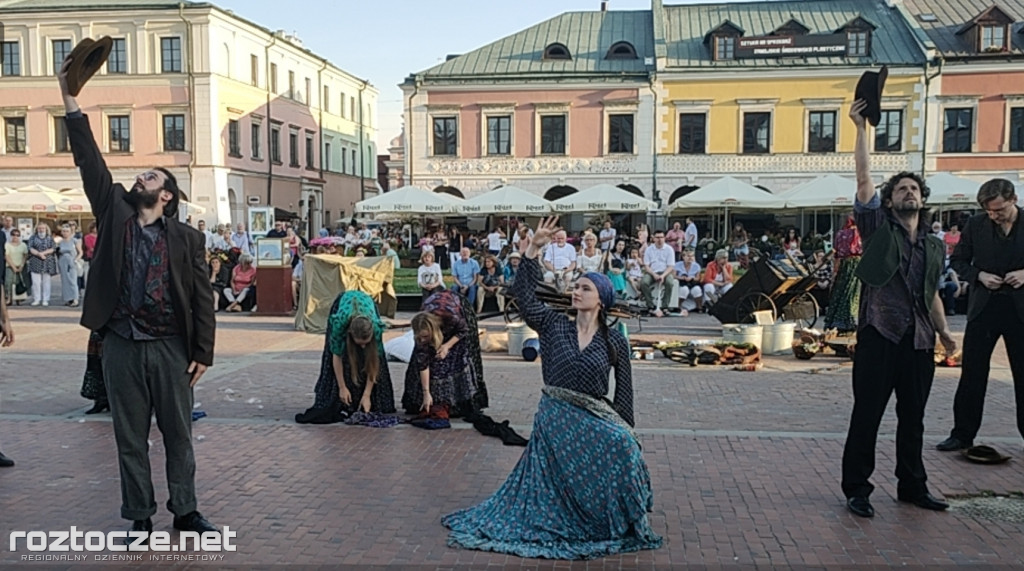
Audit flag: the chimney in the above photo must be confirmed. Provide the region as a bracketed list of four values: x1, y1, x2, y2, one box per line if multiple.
[601, 1, 608, 12]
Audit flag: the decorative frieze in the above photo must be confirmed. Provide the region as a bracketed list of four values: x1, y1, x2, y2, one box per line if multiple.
[658, 153, 915, 174]
[423, 157, 639, 176]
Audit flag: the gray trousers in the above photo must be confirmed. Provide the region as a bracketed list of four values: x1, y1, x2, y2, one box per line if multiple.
[102, 331, 197, 521]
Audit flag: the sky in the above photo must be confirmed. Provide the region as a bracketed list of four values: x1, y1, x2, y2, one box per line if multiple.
[212, 0, 658, 150]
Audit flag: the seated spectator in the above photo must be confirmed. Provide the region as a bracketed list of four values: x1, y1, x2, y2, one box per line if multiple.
[209, 256, 230, 311]
[625, 246, 643, 299]
[450, 247, 480, 304]
[542, 230, 577, 293]
[703, 249, 734, 305]
[292, 253, 304, 310]
[224, 253, 257, 312]
[939, 265, 966, 316]
[418, 251, 445, 301]
[504, 252, 521, 286]
[476, 255, 505, 313]
[674, 248, 702, 314]
[641, 229, 677, 318]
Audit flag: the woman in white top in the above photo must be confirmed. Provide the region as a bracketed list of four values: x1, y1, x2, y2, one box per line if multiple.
[625, 246, 644, 298]
[417, 251, 445, 301]
[577, 232, 604, 274]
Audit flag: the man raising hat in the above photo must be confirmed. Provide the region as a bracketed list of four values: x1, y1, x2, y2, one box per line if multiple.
[58, 54, 219, 540]
[840, 97, 957, 519]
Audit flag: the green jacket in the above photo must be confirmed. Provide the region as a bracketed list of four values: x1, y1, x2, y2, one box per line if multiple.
[854, 213, 944, 312]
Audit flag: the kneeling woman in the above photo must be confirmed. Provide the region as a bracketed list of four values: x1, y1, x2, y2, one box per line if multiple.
[442, 216, 662, 559]
[296, 290, 396, 423]
[402, 288, 487, 418]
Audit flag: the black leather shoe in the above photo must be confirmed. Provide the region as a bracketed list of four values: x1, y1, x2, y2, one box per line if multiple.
[898, 492, 949, 511]
[85, 400, 110, 414]
[0, 451, 14, 467]
[936, 436, 973, 451]
[124, 518, 152, 545]
[847, 496, 874, 518]
[173, 511, 218, 534]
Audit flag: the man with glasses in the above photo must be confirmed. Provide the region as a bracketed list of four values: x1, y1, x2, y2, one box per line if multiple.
[937, 179, 1024, 452]
[641, 229, 677, 317]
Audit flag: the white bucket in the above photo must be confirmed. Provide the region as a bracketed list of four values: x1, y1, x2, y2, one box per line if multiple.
[761, 322, 797, 355]
[507, 323, 539, 356]
[722, 324, 763, 350]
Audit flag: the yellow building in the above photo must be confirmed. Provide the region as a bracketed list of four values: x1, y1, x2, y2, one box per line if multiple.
[652, 0, 930, 203]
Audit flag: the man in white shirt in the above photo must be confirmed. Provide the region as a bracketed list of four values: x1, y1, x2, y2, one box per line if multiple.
[598, 221, 616, 252]
[486, 228, 506, 256]
[197, 220, 215, 251]
[684, 217, 699, 249]
[231, 223, 254, 255]
[674, 248, 703, 313]
[641, 229, 678, 317]
[543, 230, 577, 293]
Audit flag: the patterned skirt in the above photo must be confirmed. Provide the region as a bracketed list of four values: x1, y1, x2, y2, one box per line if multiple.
[296, 297, 396, 423]
[80, 331, 106, 401]
[402, 292, 488, 417]
[824, 256, 861, 333]
[441, 389, 663, 560]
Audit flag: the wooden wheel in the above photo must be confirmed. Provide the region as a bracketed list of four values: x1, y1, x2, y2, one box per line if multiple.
[736, 292, 777, 324]
[781, 292, 819, 329]
[503, 297, 522, 323]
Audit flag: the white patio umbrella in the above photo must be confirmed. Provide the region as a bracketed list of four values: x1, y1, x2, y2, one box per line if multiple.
[354, 185, 457, 215]
[460, 185, 552, 215]
[780, 175, 857, 209]
[666, 176, 784, 238]
[926, 172, 980, 206]
[552, 184, 655, 213]
[0, 188, 66, 213]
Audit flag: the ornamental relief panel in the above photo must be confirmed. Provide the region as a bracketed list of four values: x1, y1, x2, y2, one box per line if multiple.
[423, 157, 639, 176]
[658, 153, 915, 174]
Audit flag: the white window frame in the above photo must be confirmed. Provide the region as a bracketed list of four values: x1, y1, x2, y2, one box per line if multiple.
[50, 38, 74, 75]
[480, 103, 515, 158]
[801, 98, 842, 154]
[427, 105, 461, 157]
[156, 105, 189, 153]
[980, 25, 1007, 52]
[250, 115, 264, 160]
[874, 105, 907, 153]
[937, 95, 980, 154]
[100, 105, 134, 154]
[534, 102, 571, 156]
[736, 99, 778, 155]
[602, 100, 639, 156]
[0, 107, 29, 155]
[104, 37, 129, 75]
[672, 100, 712, 155]
[45, 106, 70, 155]
[0, 40, 22, 77]
[1002, 95, 1024, 153]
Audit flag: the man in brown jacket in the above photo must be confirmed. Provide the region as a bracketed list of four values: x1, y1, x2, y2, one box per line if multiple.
[60, 57, 218, 540]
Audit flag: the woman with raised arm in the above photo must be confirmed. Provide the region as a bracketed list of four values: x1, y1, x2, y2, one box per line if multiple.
[295, 290, 396, 424]
[442, 216, 662, 559]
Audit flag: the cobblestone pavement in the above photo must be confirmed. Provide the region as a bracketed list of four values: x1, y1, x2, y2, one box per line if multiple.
[1, 305, 1023, 568]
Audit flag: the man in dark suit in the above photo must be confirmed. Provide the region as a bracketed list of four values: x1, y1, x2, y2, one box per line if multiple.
[938, 179, 1024, 451]
[59, 57, 218, 538]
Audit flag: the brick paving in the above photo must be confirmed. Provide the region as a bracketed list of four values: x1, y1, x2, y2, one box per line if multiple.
[1, 305, 1023, 567]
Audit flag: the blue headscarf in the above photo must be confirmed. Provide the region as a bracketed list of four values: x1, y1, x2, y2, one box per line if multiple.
[581, 271, 615, 311]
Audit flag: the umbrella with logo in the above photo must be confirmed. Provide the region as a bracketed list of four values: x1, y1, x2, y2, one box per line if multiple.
[552, 184, 655, 213]
[354, 185, 458, 215]
[926, 172, 980, 206]
[460, 185, 552, 216]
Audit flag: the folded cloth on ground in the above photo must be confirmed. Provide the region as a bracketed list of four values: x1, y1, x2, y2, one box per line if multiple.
[343, 411, 401, 428]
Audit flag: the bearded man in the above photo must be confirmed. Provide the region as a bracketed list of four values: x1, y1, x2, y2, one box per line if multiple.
[59, 56, 218, 540]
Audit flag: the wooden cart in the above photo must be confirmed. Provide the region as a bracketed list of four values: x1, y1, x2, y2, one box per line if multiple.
[708, 257, 821, 328]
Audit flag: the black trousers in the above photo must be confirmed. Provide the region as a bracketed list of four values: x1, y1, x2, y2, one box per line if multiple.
[841, 326, 935, 499]
[950, 296, 1024, 441]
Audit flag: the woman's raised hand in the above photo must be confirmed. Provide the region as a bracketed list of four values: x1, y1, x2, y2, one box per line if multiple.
[525, 216, 559, 257]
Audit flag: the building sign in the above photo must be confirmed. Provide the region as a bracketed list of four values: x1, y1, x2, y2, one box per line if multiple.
[735, 34, 848, 58]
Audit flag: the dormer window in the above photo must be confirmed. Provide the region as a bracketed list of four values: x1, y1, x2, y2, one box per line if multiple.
[848, 31, 869, 56]
[543, 43, 572, 60]
[981, 25, 1006, 51]
[715, 36, 735, 60]
[956, 5, 1013, 55]
[836, 16, 876, 58]
[606, 41, 637, 60]
[772, 19, 810, 36]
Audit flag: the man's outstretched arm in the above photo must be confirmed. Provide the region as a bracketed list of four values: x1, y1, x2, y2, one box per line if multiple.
[59, 57, 116, 218]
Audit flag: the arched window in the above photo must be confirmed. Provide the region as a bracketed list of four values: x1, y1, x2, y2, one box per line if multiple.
[606, 41, 637, 60]
[543, 43, 572, 60]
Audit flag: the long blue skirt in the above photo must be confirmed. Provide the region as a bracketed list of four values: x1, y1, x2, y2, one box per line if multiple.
[441, 393, 663, 559]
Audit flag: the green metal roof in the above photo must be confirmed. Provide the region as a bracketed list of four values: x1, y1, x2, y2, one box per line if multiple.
[0, 0, 203, 10]
[900, 0, 1024, 58]
[662, 0, 927, 68]
[415, 10, 653, 80]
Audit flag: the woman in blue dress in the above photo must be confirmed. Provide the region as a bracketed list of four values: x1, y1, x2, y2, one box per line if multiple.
[442, 216, 662, 559]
